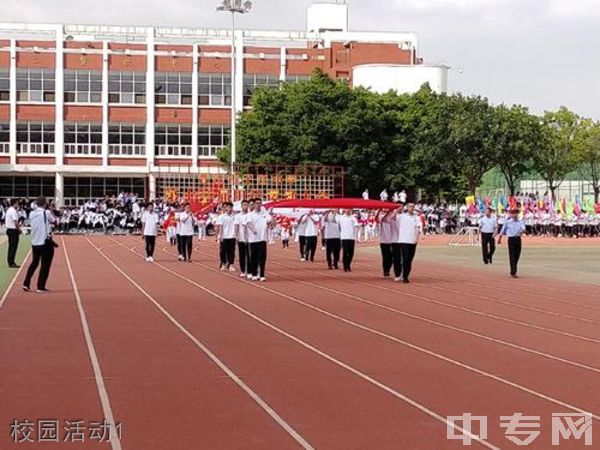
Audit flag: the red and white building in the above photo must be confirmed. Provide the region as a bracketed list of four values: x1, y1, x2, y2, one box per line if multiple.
[0, 1, 448, 206]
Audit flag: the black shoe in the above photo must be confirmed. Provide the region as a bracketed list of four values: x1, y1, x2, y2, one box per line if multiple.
[402, 279, 410, 284]
[22, 285, 30, 292]
[383, 273, 390, 277]
[511, 274, 519, 278]
[328, 266, 333, 270]
[334, 265, 339, 270]
[483, 260, 489, 265]
[9, 264, 20, 268]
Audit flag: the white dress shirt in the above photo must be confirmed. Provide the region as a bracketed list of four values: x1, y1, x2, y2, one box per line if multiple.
[142, 211, 159, 236]
[218, 213, 236, 239]
[479, 215, 497, 233]
[179, 212, 195, 236]
[29, 208, 56, 246]
[247, 211, 272, 243]
[234, 213, 248, 242]
[396, 213, 420, 244]
[338, 215, 358, 240]
[5, 206, 19, 229]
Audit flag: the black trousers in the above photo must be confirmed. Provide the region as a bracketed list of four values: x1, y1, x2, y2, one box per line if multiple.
[325, 238, 341, 268]
[341, 239, 355, 271]
[391, 243, 403, 278]
[399, 243, 417, 281]
[379, 243, 393, 276]
[304, 236, 318, 261]
[508, 236, 522, 276]
[298, 236, 306, 259]
[481, 232, 495, 264]
[181, 235, 193, 261]
[221, 238, 236, 267]
[6, 228, 19, 266]
[176, 234, 183, 257]
[23, 242, 55, 290]
[249, 241, 267, 278]
[238, 241, 249, 273]
[145, 235, 156, 258]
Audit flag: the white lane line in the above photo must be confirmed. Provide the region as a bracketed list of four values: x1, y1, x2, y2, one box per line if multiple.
[174, 244, 600, 422]
[111, 237, 499, 450]
[62, 238, 122, 450]
[86, 237, 314, 450]
[0, 249, 31, 309]
[270, 250, 600, 346]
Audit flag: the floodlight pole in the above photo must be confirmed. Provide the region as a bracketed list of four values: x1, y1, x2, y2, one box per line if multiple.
[230, 10, 236, 201]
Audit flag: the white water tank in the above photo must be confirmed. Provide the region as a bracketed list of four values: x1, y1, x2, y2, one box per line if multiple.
[353, 64, 449, 94]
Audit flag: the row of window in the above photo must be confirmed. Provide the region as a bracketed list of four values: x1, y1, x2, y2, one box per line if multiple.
[0, 122, 229, 157]
[0, 69, 310, 105]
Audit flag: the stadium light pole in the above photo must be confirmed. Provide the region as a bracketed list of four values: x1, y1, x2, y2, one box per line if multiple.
[217, 0, 252, 201]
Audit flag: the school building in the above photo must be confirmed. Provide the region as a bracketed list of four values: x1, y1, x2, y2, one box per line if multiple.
[0, 1, 448, 206]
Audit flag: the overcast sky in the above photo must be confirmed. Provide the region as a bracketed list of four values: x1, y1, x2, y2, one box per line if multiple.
[3, 0, 599, 119]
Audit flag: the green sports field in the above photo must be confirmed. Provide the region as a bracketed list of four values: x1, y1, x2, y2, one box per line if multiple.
[0, 235, 30, 298]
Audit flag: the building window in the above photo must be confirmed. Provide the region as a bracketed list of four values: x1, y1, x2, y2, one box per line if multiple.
[64, 70, 102, 103]
[243, 74, 280, 106]
[198, 125, 230, 158]
[0, 69, 9, 102]
[198, 73, 232, 106]
[155, 123, 192, 157]
[64, 122, 102, 155]
[286, 75, 310, 84]
[155, 72, 192, 105]
[16, 122, 55, 155]
[0, 122, 9, 153]
[108, 71, 146, 104]
[108, 123, 146, 156]
[63, 176, 145, 206]
[16, 69, 55, 103]
[0, 176, 55, 199]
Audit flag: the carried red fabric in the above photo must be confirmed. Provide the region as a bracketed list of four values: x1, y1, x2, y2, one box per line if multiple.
[268, 198, 399, 210]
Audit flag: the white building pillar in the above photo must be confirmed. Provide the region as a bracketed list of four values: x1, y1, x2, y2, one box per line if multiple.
[54, 26, 64, 167]
[55, 171, 64, 207]
[279, 46, 286, 82]
[146, 28, 156, 169]
[101, 40, 109, 167]
[234, 30, 244, 117]
[191, 44, 199, 169]
[9, 38, 16, 166]
[148, 172, 156, 201]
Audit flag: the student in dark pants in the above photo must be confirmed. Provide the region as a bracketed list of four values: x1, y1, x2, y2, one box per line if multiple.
[378, 210, 395, 277]
[479, 207, 498, 264]
[322, 210, 341, 270]
[23, 197, 56, 293]
[5, 199, 21, 268]
[303, 211, 319, 262]
[338, 209, 359, 272]
[297, 216, 307, 261]
[246, 199, 273, 282]
[142, 203, 159, 262]
[234, 200, 250, 278]
[395, 203, 420, 283]
[498, 208, 526, 278]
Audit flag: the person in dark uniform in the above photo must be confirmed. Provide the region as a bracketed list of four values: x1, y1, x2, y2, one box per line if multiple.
[497, 208, 526, 278]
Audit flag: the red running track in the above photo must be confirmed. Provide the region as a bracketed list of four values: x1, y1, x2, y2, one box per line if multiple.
[0, 235, 598, 449]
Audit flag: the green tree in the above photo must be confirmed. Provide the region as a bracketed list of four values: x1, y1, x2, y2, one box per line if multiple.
[533, 107, 581, 200]
[574, 119, 600, 202]
[488, 104, 538, 196]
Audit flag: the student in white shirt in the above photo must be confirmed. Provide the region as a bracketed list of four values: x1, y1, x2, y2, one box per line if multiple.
[5, 199, 21, 268]
[296, 215, 307, 261]
[178, 203, 196, 262]
[246, 198, 273, 281]
[217, 202, 237, 271]
[234, 200, 250, 278]
[479, 206, 498, 264]
[322, 210, 341, 270]
[378, 209, 396, 277]
[338, 209, 359, 272]
[302, 210, 320, 262]
[142, 203, 159, 262]
[396, 203, 421, 283]
[23, 196, 57, 293]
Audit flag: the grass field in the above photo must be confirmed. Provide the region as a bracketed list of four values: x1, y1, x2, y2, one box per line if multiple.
[361, 236, 600, 286]
[0, 235, 30, 298]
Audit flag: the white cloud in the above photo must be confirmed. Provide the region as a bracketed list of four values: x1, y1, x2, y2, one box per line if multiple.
[548, 0, 600, 18]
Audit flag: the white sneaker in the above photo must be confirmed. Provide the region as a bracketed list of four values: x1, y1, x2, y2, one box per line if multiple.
[177, 255, 183, 261]
[240, 272, 246, 278]
[228, 266, 236, 272]
[260, 277, 266, 282]
[149, 257, 154, 262]
[252, 276, 259, 281]
[145, 257, 150, 262]
[394, 277, 401, 282]
[246, 274, 253, 280]
[300, 257, 306, 262]
[220, 266, 227, 271]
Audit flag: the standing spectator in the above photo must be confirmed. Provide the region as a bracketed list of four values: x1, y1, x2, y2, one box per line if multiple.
[22, 197, 56, 293]
[142, 203, 159, 262]
[5, 199, 21, 268]
[399, 190, 407, 204]
[380, 189, 389, 202]
[362, 189, 369, 200]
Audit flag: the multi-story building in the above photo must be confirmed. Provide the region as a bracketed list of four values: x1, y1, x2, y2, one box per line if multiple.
[0, 1, 448, 206]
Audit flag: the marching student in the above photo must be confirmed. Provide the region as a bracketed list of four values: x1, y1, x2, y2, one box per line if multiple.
[142, 203, 159, 262]
[303, 210, 320, 262]
[246, 198, 273, 282]
[178, 203, 196, 262]
[497, 207, 526, 278]
[217, 202, 236, 272]
[297, 214, 307, 261]
[479, 206, 497, 264]
[281, 225, 290, 248]
[22, 197, 57, 293]
[378, 209, 396, 277]
[5, 198, 21, 268]
[322, 210, 341, 270]
[175, 204, 184, 260]
[234, 200, 250, 278]
[395, 203, 421, 283]
[338, 208, 359, 272]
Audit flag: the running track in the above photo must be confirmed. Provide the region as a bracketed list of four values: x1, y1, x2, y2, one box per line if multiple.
[1, 236, 598, 449]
